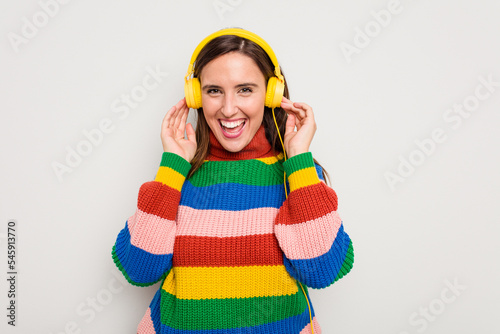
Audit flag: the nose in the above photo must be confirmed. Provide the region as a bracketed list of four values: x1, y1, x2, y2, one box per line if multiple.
[221, 92, 238, 118]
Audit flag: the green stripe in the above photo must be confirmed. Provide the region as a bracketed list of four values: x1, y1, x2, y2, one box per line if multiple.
[159, 152, 192, 177]
[282, 152, 315, 176]
[111, 245, 169, 287]
[333, 239, 354, 283]
[159, 286, 308, 329]
[188, 159, 285, 187]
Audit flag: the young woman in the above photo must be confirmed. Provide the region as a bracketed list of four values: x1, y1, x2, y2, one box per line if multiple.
[111, 28, 354, 334]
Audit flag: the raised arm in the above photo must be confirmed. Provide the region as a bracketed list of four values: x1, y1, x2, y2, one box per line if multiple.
[274, 152, 354, 289]
[111, 152, 191, 286]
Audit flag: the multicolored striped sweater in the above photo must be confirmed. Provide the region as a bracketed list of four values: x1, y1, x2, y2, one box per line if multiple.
[111, 124, 354, 333]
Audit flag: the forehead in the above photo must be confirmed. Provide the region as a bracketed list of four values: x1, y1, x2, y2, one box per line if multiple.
[199, 52, 265, 84]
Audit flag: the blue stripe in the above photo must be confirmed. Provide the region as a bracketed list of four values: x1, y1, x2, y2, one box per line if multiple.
[283, 223, 351, 289]
[313, 163, 324, 181]
[180, 181, 288, 210]
[114, 222, 173, 285]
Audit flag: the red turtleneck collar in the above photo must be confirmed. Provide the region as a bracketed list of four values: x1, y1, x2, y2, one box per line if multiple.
[207, 123, 278, 161]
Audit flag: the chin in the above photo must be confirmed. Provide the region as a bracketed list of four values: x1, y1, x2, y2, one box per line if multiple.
[220, 137, 248, 153]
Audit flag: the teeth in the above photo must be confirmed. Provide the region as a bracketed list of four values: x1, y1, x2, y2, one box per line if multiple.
[220, 120, 244, 128]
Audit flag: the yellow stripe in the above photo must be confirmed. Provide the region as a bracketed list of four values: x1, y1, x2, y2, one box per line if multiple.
[154, 166, 186, 191]
[257, 153, 285, 164]
[288, 166, 321, 192]
[162, 265, 298, 300]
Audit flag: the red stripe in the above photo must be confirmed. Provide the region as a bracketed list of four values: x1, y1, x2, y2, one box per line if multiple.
[276, 182, 338, 225]
[173, 234, 283, 267]
[137, 181, 181, 220]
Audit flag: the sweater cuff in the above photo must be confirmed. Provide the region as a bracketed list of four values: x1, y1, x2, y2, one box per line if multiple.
[283, 152, 321, 192]
[154, 152, 192, 191]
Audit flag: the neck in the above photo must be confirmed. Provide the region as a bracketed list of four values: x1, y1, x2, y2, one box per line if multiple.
[207, 124, 277, 161]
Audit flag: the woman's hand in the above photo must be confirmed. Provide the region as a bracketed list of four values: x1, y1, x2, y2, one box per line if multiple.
[161, 98, 197, 163]
[280, 96, 317, 158]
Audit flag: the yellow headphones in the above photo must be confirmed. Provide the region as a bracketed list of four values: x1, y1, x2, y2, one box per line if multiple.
[185, 28, 315, 333]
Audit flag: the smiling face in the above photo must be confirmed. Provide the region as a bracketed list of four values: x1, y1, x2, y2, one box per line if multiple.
[199, 51, 267, 153]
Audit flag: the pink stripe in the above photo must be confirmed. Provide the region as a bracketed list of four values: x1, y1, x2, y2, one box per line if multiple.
[274, 211, 342, 260]
[176, 206, 278, 237]
[128, 208, 176, 255]
[137, 308, 156, 334]
[299, 316, 322, 334]
[126, 213, 136, 234]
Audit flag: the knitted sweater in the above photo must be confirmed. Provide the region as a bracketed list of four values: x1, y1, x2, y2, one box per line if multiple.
[111, 124, 354, 334]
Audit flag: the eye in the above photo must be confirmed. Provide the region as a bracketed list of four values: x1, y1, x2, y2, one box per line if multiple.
[239, 87, 253, 93]
[207, 88, 220, 95]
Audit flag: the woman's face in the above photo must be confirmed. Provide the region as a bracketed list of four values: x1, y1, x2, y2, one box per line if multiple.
[199, 51, 267, 153]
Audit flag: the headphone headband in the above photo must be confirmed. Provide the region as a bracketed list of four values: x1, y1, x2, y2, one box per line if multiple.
[184, 28, 283, 82]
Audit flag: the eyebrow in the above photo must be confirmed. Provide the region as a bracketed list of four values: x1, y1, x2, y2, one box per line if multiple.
[201, 82, 259, 90]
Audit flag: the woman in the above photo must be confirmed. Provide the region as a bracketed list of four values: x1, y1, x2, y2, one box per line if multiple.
[111, 28, 354, 334]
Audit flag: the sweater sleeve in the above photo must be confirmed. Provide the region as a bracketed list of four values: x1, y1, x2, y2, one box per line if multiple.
[274, 152, 354, 289]
[111, 152, 191, 286]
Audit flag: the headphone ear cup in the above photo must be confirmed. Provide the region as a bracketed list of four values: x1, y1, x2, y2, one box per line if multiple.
[184, 77, 202, 109]
[265, 76, 284, 109]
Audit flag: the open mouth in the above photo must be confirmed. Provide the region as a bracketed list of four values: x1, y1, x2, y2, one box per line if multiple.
[219, 119, 246, 137]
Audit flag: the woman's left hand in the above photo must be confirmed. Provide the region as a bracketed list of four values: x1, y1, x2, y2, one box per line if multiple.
[280, 96, 317, 158]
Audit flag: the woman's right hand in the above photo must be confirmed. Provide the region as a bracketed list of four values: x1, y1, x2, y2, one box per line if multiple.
[161, 98, 197, 163]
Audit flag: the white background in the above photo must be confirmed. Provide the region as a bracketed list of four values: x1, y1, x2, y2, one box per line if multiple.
[1, 0, 499, 333]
